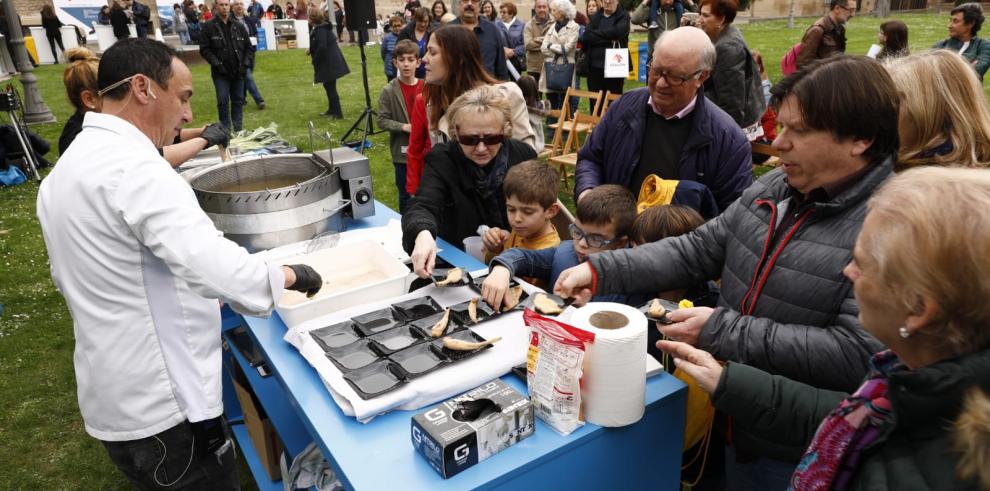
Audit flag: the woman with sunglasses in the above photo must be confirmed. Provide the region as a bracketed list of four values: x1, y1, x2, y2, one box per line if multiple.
[405, 25, 536, 197]
[402, 85, 537, 278]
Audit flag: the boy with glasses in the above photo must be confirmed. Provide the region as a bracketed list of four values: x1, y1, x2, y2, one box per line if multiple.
[481, 184, 635, 310]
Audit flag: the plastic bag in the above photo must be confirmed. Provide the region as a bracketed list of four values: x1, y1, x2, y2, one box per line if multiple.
[523, 309, 596, 435]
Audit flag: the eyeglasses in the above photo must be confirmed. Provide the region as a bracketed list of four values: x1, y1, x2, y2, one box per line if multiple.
[569, 223, 620, 248]
[97, 74, 139, 97]
[650, 68, 704, 87]
[457, 133, 504, 146]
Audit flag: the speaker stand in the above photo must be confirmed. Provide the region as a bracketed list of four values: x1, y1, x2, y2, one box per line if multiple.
[342, 31, 381, 153]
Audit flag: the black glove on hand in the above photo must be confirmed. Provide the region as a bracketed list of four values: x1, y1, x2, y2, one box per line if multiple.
[201, 123, 230, 149]
[287, 264, 323, 298]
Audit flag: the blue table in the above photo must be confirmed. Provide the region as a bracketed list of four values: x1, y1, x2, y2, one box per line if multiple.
[222, 202, 687, 490]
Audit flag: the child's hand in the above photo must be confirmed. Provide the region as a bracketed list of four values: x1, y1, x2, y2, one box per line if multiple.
[483, 227, 509, 252]
[481, 265, 512, 313]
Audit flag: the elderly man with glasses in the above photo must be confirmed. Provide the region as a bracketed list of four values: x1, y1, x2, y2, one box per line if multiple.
[575, 26, 752, 215]
[796, 0, 855, 68]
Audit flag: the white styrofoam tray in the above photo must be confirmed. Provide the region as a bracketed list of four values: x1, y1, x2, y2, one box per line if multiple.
[275, 239, 411, 327]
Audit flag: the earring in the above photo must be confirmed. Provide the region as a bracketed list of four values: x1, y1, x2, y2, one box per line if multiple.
[899, 326, 911, 339]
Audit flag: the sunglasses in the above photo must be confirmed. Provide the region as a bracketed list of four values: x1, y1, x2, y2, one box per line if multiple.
[457, 133, 505, 146]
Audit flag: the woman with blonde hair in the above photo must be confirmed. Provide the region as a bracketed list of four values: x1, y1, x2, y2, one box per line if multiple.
[58, 46, 228, 164]
[662, 166, 990, 490]
[886, 49, 990, 170]
[402, 84, 537, 278]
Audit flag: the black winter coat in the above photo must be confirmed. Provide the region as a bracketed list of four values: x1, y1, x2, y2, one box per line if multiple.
[402, 139, 537, 252]
[582, 7, 630, 70]
[110, 8, 129, 38]
[309, 24, 350, 84]
[199, 16, 253, 79]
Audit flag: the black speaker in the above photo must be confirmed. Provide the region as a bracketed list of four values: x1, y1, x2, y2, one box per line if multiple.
[343, 0, 376, 31]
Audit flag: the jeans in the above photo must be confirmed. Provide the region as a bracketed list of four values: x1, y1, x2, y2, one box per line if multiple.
[178, 30, 191, 44]
[394, 162, 409, 214]
[101, 419, 239, 491]
[724, 444, 797, 491]
[244, 67, 264, 105]
[213, 76, 245, 131]
[323, 80, 342, 117]
[136, 23, 149, 38]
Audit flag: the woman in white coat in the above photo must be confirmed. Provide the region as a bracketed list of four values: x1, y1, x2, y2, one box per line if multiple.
[540, 0, 581, 111]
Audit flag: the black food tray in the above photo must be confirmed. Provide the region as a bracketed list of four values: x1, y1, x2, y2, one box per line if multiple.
[342, 360, 407, 400]
[366, 325, 430, 356]
[309, 320, 364, 351]
[389, 342, 450, 379]
[323, 339, 383, 372]
[637, 298, 680, 324]
[391, 296, 443, 322]
[352, 307, 405, 336]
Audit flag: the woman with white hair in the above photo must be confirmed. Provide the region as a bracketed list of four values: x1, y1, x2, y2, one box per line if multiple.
[402, 85, 538, 277]
[661, 166, 990, 490]
[539, 0, 580, 110]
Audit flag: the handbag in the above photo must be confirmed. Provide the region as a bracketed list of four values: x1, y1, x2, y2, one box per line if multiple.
[604, 41, 630, 79]
[544, 45, 574, 92]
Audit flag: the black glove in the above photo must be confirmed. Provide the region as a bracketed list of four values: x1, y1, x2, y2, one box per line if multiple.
[287, 264, 323, 298]
[201, 123, 230, 149]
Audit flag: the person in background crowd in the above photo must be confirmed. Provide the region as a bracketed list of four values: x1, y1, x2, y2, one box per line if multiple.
[540, 0, 580, 110]
[200, 2, 213, 20]
[697, 0, 766, 137]
[524, 0, 552, 83]
[499, 2, 526, 75]
[887, 50, 990, 171]
[582, 0, 630, 97]
[333, 1, 344, 37]
[431, 0, 447, 27]
[403, 85, 538, 277]
[632, 0, 696, 65]
[200, 0, 252, 131]
[934, 2, 990, 79]
[575, 27, 752, 213]
[406, 0, 423, 19]
[450, 0, 509, 80]
[749, 50, 778, 165]
[382, 15, 404, 82]
[876, 19, 908, 60]
[480, 0, 497, 22]
[379, 39, 424, 214]
[558, 54, 899, 489]
[232, 0, 266, 110]
[516, 74, 549, 152]
[267, 0, 284, 19]
[183, 0, 201, 42]
[131, 0, 151, 38]
[405, 25, 536, 195]
[572, 0, 588, 25]
[173, 3, 190, 44]
[248, 0, 264, 23]
[661, 166, 990, 491]
[295, 0, 308, 20]
[40, 5, 64, 63]
[39, 38, 322, 490]
[587, 0, 600, 16]
[796, 0, 855, 68]
[110, 1, 130, 41]
[398, 7, 433, 79]
[98, 5, 112, 25]
[285, 2, 296, 20]
[308, 7, 349, 119]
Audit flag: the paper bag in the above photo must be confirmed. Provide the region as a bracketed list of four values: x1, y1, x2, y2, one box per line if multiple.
[604, 47, 630, 79]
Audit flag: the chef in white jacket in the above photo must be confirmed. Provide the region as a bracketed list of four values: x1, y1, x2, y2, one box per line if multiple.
[37, 38, 322, 489]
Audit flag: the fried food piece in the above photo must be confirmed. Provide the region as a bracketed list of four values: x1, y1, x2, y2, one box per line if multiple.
[504, 285, 524, 310]
[648, 299, 667, 319]
[443, 336, 502, 351]
[435, 268, 464, 286]
[469, 297, 479, 323]
[431, 308, 452, 337]
[533, 293, 563, 315]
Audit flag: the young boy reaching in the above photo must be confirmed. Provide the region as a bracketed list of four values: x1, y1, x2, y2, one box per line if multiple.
[377, 39, 424, 214]
[481, 184, 637, 310]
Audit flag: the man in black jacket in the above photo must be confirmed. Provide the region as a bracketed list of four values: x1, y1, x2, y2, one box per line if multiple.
[131, 0, 151, 38]
[199, 0, 253, 131]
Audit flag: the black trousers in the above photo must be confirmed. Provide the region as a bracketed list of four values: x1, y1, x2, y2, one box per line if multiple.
[46, 33, 64, 62]
[101, 419, 239, 491]
[323, 80, 342, 117]
[586, 68, 625, 101]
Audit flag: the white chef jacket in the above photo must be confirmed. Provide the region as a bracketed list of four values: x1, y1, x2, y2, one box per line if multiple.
[37, 112, 285, 442]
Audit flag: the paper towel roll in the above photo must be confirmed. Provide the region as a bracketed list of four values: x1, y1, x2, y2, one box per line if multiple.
[569, 302, 647, 427]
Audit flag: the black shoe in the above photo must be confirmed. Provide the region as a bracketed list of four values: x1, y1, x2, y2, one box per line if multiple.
[257, 101, 266, 110]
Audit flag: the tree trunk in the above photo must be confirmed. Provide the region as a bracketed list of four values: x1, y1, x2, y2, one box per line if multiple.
[787, 0, 796, 28]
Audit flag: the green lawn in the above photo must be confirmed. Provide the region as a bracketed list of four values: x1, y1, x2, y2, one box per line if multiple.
[0, 12, 973, 488]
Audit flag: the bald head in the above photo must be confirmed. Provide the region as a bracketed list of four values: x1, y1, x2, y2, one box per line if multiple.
[653, 26, 716, 73]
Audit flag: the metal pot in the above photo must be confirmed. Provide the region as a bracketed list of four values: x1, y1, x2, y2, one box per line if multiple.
[190, 154, 347, 251]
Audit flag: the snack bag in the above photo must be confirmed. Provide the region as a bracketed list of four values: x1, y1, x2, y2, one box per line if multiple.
[522, 309, 596, 435]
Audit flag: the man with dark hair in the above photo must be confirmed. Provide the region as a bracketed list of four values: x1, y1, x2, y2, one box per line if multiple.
[37, 37, 322, 489]
[131, 0, 152, 38]
[796, 0, 855, 68]
[575, 27, 751, 215]
[556, 55, 897, 489]
[450, 0, 508, 79]
[232, 0, 266, 109]
[200, 0, 253, 131]
[934, 2, 990, 79]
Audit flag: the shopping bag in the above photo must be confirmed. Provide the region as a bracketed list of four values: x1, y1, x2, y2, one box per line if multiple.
[604, 43, 629, 79]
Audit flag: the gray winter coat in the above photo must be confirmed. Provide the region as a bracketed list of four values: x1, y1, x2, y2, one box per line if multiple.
[704, 25, 766, 128]
[589, 159, 893, 393]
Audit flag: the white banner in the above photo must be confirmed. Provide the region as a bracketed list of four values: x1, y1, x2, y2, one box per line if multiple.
[53, 0, 107, 33]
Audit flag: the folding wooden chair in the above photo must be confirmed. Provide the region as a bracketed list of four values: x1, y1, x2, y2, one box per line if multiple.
[538, 107, 566, 160]
[551, 198, 576, 240]
[751, 141, 781, 168]
[598, 91, 623, 118]
[549, 112, 600, 186]
[547, 88, 604, 135]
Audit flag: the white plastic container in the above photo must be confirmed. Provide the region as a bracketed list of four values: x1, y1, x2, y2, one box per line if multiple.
[276, 239, 409, 327]
[462, 236, 485, 263]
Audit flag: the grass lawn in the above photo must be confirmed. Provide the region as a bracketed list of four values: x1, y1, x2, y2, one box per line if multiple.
[0, 11, 973, 488]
